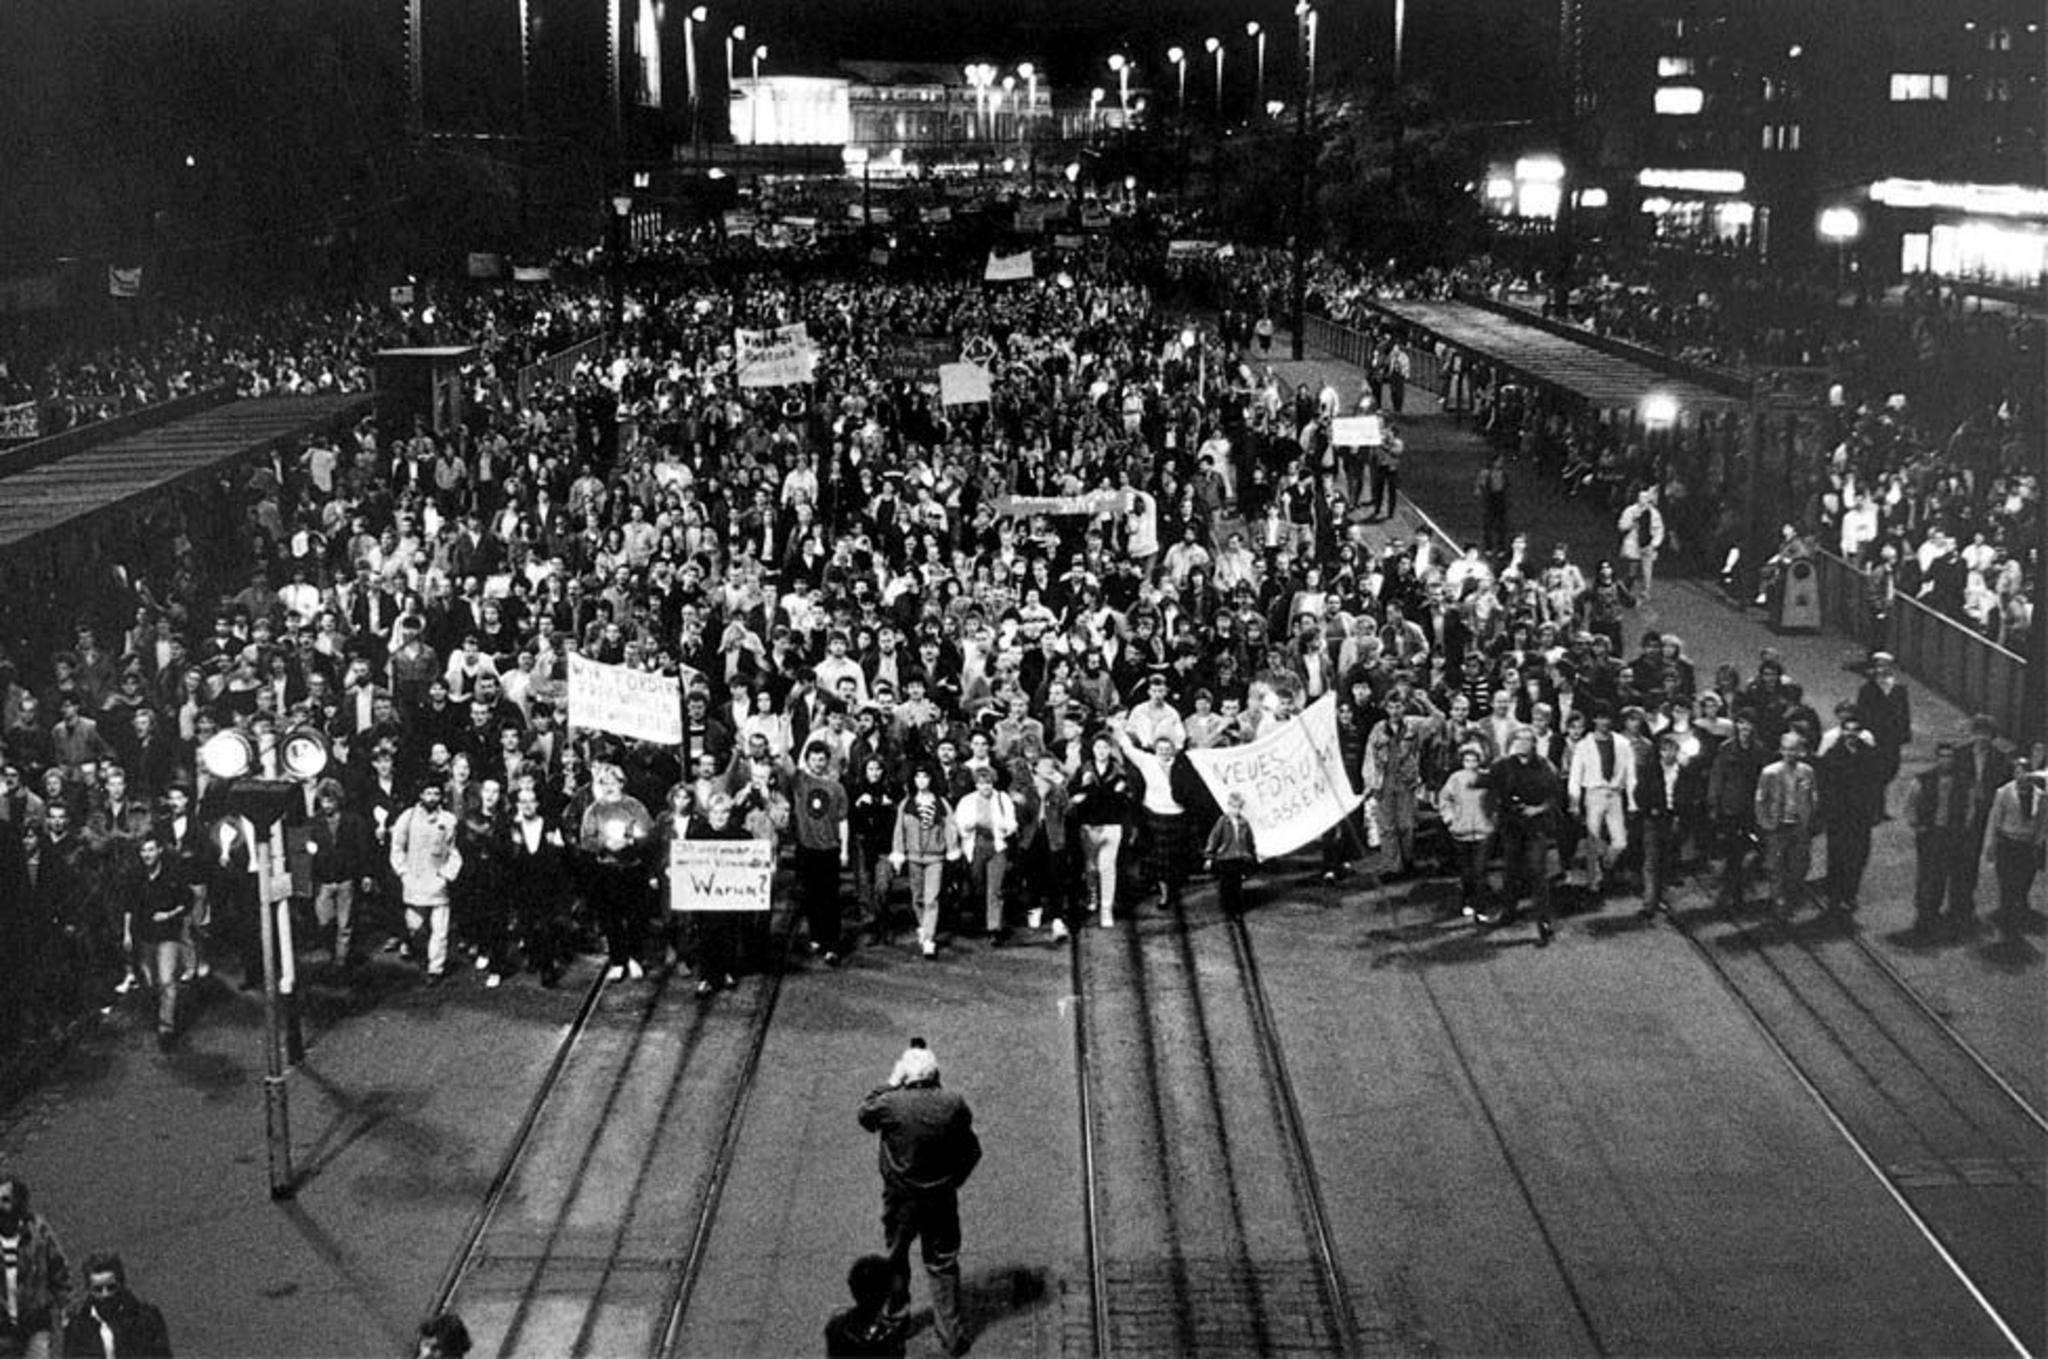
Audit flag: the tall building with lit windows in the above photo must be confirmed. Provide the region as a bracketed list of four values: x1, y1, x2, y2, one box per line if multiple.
[1572, 0, 2045, 289]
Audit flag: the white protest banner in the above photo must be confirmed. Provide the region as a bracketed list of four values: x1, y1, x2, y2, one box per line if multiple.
[511, 264, 553, 283]
[925, 205, 954, 224]
[388, 283, 415, 307]
[0, 401, 40, 442]
[1053, 233, 1085, 250]
[1167, 239, 1219, 258]
[1331, 414, 1385, 448]
[668, 838, 774, 912]
[567, 653, 682, 745]
[466, 252, 505, 280]
[937, 362, 994, 407]
[107, 265, 143, 298]
[984, 250, 1035, 282]
[992, 490, 1126, 518]
[1186, 694, 1360, 858]
[722, 210, 758, 238]
[734, 322, 818, 388]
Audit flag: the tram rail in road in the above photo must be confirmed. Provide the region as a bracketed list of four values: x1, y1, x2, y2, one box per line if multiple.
[1071, 897, 1360, 1357]
[1667, 894, 2046, 1358]
[432, 914, 795, 1359]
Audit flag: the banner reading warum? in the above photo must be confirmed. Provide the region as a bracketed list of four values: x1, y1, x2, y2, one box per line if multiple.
[1185, 694, 1361, 858]
[567, 653, 682, 745]
[668, 838, 774, 912]
[734, 322, 818, 388]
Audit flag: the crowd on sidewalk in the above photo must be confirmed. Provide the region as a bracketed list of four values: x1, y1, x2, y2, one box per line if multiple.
[1204, 242, 2041, 654]
[1, 217, 2043, 1089]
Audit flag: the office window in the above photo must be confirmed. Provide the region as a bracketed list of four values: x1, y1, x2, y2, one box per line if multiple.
[1762, 76, 1801, 102]
[1889, 73, 1950, 101]
[1761, 123, 1803, 151]
[1657, 56, 1696, 77]
[1986, 26, 2012, 51]
[1985, 77, 2013, 101]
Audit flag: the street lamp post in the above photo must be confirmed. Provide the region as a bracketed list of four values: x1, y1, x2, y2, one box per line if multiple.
[684, 5, 709, 151]
[964, 63, 996, 143]
[1001, 75, 1017, 142]
[724, 24, 744, 90]
[197, 726, 333, 1200]
[1090, 86, 1106, 140]
[1291, 3, 1315, 360]
[1017, 63, 1038, 180]
[1109, 54, 1130, 121]
[751, 44, 766, 145]
[1206, 36, 1224, 121]
[1817, 205, 1862, 299]
[1168, 46, 1188, 202]
[1247, 21, 1265, 119]
[610, 192, 633, 335]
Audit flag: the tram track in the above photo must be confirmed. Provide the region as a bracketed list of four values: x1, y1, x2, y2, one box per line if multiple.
[1071, 897, 1358, 1357]
[1666, 893, 2045, 1358]
[434, 912, 795, 1359]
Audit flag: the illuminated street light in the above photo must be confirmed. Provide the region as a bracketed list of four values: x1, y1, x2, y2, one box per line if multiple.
[1817, 205, 1863, 242]
[724, 23, 745, 88]
[1246, 21, 1265, 117]
[964, 62, 997, 137]
[1090, 85, 1106, 135]
[684, 5, 709, 111]
[1266, 99, 1285, 118]
[1109, 53, 1131, 117]
[1641, 392, 1679, 427]
[1295, 2, 1318, 88]
[751, 44, 766, 143]
[1205, 36, 1224, 120]
[1017, 62, 1038, 138]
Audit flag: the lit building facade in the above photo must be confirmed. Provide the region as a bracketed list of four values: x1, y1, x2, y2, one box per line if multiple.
[1567, 0, 2045, 287]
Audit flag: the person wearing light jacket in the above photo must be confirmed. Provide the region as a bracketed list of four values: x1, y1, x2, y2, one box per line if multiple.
[1437, 744, 1498, 919]
[890, 766, 963, 959]
[952, 764, 1018, 944]
[388, 781, 463, 985]
[1567, 708, 1637, 894]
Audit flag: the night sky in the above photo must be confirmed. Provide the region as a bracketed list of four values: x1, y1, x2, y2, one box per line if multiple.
[0, 0, 1557, 263]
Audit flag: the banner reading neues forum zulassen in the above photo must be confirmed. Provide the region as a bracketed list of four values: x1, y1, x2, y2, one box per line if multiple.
[566, 653, 683, 745]
[1185, 695, 1361, 858]
[668, 839, 774, 912]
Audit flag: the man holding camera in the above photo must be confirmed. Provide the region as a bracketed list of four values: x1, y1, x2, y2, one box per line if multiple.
[856, 1040, 981, 1357]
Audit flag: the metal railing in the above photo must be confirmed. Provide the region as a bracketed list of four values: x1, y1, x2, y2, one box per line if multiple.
[1301, 314, 1445, 398]
[1818, 549, 2030, 735]
[515, 333, 607, 404]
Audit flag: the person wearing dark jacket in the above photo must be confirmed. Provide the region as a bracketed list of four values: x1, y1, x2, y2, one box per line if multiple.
[1817, 710, 1886, 912]
[856, 1041, 981, 1358]
[60, 1251, 171, 1358]
[305, 779, 379, 967]
[0, 1176, 70, 1357]
[1852, 651, 1912, 808]
[1486, 727, 1564, 947]
[1706, 713, 1771, 907]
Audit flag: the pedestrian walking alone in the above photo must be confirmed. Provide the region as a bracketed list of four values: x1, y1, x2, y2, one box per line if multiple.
[857, 1040, 982, 1358]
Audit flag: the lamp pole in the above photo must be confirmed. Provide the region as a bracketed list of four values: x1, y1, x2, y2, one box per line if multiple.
[684, 5, 709, 152]
[725, 23, 744, 140]
[1090, 87, 1105, 142]
[1247, 22, 1265, 119]
[610, 193, 633, 336]
[1168, 46, 1188, 203]
[1109, 54, 1130, 121]
[1018, 63, 1038, 181]
[1206, 37, 1224, 121]
[1291, 4, 1314, 360]
[751, 44, 766, 145]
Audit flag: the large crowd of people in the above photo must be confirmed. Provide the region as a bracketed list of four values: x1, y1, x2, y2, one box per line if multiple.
[0, 206, 2043, 1359]
[0, 210, 2039, 1071]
